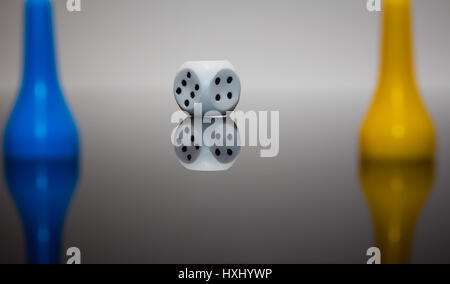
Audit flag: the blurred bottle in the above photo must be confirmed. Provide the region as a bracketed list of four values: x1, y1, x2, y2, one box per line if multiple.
[360, 161, 434, 264]
[360, 0, 436, 161]
[3, 0, 79, 159]
[4, 158, 79, 264]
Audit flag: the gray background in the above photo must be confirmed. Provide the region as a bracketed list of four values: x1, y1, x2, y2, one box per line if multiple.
[0, 0, 450, 264]
[1, 0, 450, 94]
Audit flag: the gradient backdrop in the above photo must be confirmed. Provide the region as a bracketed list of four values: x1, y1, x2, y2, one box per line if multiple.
[0, 0, 449, 264]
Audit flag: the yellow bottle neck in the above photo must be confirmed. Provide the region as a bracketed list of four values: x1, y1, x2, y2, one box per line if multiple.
[378, 0, 416, 88]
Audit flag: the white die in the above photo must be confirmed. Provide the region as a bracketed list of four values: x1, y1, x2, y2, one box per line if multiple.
[173, 61, 241, 115]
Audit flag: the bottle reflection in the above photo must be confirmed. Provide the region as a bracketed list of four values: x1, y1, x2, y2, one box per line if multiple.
[172, 117, 241, 171]
[359, 161, 434, 264]
[4, 158, 79, 264]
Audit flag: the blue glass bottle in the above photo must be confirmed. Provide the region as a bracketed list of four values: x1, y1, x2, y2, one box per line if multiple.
[5, 158, 79, 264]
[3, 0, 79, 159]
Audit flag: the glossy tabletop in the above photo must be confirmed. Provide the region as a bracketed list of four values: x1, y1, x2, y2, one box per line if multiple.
[1, 90, 449, 264]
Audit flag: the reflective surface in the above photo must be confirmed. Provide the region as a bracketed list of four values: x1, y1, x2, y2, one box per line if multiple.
[1, 90, 450, 264]
[172, 117, 241, 172]
[4, 158, 79, 264]
[360, 160, 434, 264]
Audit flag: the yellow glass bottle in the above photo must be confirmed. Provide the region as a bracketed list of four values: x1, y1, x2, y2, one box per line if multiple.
[360, 0, 436, 161]
[360, 161, 434, 264]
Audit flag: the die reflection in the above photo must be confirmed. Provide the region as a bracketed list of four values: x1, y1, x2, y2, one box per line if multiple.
[4, 158, 79, 264]
[359, 161, 434, 264]
[172, 117, 241, 171]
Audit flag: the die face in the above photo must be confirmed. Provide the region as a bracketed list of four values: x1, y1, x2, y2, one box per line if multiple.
[175, 143, 201, 164]
[173, 69, 202, 113]
[173, 117, 241, 171]
[205, 118, 241, 164]
[173, 61, 241, 115]
[173, 119, 201, 164]
[208, 69, 241, 115]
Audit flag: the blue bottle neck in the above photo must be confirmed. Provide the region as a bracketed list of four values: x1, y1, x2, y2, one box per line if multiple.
[22, 0, 60, 87]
